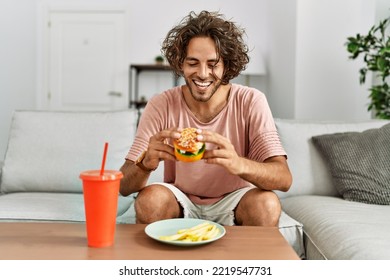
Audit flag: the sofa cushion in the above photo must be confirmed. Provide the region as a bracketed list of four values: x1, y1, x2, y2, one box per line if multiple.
[278, 210, 305, 259]
[282, 195, 390, 259]
[274, 119, 389, 199]
[312, 123, 390, 205]
[1, 110, 137, 193]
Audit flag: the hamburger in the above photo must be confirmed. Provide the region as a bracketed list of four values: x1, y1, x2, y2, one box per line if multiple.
[173, 127, 205, 162]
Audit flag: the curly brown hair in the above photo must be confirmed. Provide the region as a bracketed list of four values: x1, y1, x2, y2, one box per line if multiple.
[161, 10, 249, 85]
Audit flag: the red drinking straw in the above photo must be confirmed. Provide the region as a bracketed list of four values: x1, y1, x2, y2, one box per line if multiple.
[100, 142, 108, 176]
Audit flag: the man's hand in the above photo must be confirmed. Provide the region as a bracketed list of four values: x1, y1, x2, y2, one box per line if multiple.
[142, 128, 181, 170]
[119, 127, 182, 196]
[198, 130, 292, 192]
[198, 130, 243, 175]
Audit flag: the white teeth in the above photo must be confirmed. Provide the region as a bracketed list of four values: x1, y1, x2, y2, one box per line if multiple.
[194, 81, 212, 88]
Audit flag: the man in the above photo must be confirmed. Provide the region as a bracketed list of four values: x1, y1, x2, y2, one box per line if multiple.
[120, 10, 292, 226]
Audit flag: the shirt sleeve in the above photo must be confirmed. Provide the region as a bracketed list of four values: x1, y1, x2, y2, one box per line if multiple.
[246, 90, 287, 162]
[125, 94, 168, 161]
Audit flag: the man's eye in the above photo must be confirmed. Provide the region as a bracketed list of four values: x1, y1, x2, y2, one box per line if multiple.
[210, 62, 220, 68]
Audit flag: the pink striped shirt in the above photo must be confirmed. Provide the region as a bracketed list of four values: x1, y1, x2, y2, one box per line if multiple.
[126, 83, 286, 204]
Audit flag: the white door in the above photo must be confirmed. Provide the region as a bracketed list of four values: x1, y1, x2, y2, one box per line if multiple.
[47, 10, 127, 111]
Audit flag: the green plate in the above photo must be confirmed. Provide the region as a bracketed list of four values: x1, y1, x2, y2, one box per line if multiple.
[145, 218, 226, 246]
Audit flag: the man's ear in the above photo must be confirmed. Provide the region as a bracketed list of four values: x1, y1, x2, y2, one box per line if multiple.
[178, 61, 183, 73]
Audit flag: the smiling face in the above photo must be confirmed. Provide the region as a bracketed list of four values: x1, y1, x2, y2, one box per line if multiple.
[181, 37, 225, 103]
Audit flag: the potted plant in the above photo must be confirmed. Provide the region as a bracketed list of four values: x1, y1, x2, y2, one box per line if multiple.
[155, 55, 164, 65]
[346, 17, 390, 119]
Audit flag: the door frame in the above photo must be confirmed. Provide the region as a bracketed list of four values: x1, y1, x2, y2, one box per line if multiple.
[36, 0, 130, 110]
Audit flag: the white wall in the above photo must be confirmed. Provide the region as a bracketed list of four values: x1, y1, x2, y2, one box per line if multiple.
[266, 0, 380, 121]
[0, 0, 388, 160]
[294, 0, 375, 121]
[376, 0, 390, 22]
[0, 0, 37, 161]
[266, 0, 298, 119]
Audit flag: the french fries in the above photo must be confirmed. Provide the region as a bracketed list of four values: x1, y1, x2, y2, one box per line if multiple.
[159, 222, 221, 242]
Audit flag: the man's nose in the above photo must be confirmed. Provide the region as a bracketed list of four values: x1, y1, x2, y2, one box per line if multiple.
[198, 64, 210, 79]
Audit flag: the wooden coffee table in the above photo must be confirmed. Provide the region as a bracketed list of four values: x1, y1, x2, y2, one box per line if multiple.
[0, 222, 299, 260]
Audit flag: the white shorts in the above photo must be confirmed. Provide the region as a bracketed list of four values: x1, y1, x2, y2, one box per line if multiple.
[155, 182, 256, 226]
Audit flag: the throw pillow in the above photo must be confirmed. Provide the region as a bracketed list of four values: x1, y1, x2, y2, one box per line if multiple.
[311, 123, 390, 205]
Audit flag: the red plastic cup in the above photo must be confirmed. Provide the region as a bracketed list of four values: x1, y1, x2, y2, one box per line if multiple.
[79, 170, 123, 247]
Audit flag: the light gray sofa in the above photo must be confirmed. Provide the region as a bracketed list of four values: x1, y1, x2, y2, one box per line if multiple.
[0, 110, 303, 258]
[1, 110, 389, 259]
[276, 119, 390, 260]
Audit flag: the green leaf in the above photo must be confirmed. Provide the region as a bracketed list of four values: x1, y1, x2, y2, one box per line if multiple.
[359, 68, 367, 84]
[377, 57, 387, 72]
[380, 47, 390, 54]
[346, 16, 390, 119]
[347, 42, 359, 54]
